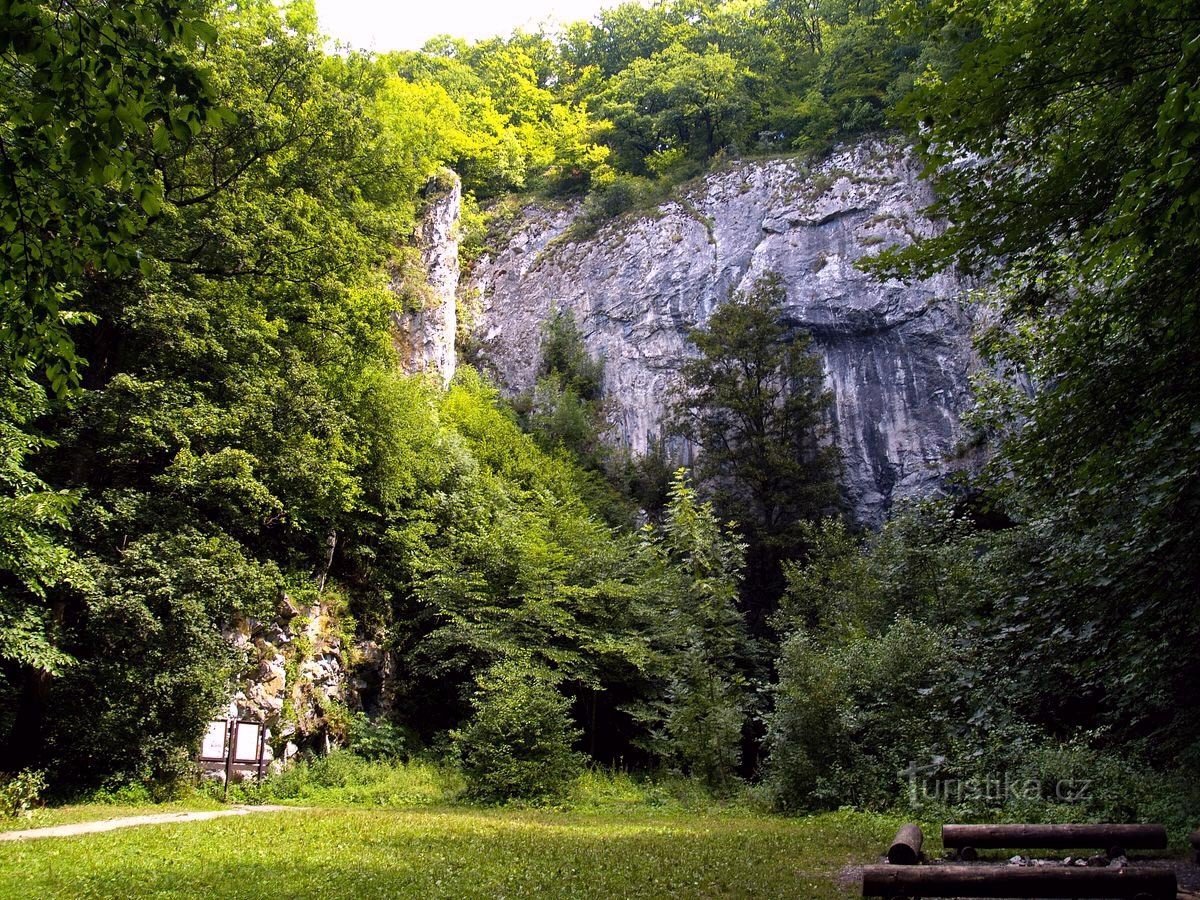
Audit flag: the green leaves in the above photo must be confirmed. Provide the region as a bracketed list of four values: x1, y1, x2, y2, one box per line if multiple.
[670, 273, 839, 563]
[452, 658, 584, 802]
[872, 0, 1200, 758]
[0, 0, 215, 393]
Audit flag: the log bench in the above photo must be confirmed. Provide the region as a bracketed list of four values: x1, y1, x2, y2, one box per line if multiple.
[941, 824, 1169, 861]
[861, 864, 1177, 899]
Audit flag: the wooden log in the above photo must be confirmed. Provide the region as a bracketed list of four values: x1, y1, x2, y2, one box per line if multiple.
[1190, 828, 1200, 864]
[941, 824, 1168, 857]
[886, 824, 924, 865]
[861, 864, 1177, 899]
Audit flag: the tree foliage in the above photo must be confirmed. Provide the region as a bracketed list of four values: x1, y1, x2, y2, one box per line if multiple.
[615, 471, 757, 789]
[0, 0, 216, 392]
[452, 658, 584, 802]
[874, 0, 1200, 759]
[670, 273, 839, 619]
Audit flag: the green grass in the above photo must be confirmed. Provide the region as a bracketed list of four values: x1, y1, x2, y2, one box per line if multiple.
[0, 762, 908, 897]
[0, 806, 900, 898]
[221, 754, 463, 808]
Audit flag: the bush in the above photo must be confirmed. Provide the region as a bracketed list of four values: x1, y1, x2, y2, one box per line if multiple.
[665, 649, 746, 794]
[904, 726, 1200, 836]
[1, 769, 46, 818]
[764, 618, 961, 812]
[452, 659, 584, 803]
[569, 174, 670, 239]
[347, 713, 409, 761]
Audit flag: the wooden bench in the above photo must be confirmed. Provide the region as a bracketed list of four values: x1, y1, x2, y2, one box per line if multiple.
[941, 824, 1168, 861]
[861, 864, 1177, 899]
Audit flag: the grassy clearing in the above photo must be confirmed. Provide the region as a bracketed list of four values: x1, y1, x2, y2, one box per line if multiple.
[219, 754, 463, 808]
[0, 806, 901, 899]
[0, 762, 907, 897]
[217, 755, 765, 816]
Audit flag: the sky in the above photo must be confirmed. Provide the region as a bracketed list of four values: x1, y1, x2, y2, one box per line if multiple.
[312, 1, 626, 51]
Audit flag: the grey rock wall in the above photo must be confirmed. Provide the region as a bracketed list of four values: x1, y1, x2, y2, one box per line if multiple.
[465, 140, 979, 525]
[393, 172, 461, 384]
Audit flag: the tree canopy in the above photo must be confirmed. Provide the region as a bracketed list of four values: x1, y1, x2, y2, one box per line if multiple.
[0, 0, 1195, 829]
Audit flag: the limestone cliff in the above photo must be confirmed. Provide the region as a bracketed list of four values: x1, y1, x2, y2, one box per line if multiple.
[466, 139, 979, 524]
[393, 171, 461, 384]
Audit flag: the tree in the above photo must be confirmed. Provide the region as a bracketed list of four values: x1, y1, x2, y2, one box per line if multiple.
[0, 0, 217, 772]
[874, 0, 1200, 759]
[600, 43, 751, 169]
[526, 309, 607, 460]
[638, 471, 755, 790]
[0, 0, 216, 393]
[452, 657, 584, 802]
[670, 273, 839, 617]
[0, 0, 443, 783]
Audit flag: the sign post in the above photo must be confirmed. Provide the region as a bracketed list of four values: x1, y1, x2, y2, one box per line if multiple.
[198, 718, 270, 797]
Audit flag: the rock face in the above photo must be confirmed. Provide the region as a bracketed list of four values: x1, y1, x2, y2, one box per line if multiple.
[223, 593, 351, 766]
[467, 139, 979, 524]
[393, 172, 461, 384]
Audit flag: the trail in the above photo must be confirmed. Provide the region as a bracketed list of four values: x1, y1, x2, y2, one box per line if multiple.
[0, 806, 302, 842]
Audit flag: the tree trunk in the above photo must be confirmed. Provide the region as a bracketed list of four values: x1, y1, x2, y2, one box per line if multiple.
[315, 529, 337, 593]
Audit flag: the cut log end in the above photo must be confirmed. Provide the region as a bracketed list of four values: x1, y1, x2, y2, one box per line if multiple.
[887, 824, 924, 866]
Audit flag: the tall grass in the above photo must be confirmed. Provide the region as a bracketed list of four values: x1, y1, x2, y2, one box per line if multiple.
[219, 753, 463, 808]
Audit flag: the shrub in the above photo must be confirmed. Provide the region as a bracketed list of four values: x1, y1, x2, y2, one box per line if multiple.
[569, 174, 670, 239]
[764, 618, 960, 812]
[665, 649, 746, 794]
[347, 713, 409, 761]
[451, 658, 584, 803]
[905, 726, 1200, 835]
[1, 769, 46, 818]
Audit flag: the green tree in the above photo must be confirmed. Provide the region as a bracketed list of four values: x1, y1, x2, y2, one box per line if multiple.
[670, 274, 839, 618]
[452, 657, 584, 802]
[0, 0, 216, 392]
[0, 0, 219, 772]
[0, 0, 432, 783]
[637, 472, 755, 790]
[526, 309, 607, 461]
[765, 617, 959, 811]
[600, 43, 751, 169]
[876, 0, 1200, 758]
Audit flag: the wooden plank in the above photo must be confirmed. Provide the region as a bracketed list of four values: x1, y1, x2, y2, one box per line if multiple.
[886, 824, 923, 865]
[941, 823, 1168, 857]
[861, 864, 1177, 898]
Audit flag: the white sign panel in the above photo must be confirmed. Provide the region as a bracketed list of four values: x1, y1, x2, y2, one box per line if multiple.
[234, 723, 262, 762]
[201, 721, 227, 759]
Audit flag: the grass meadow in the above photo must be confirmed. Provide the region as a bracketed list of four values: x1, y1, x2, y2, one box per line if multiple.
[0, 760, 906, 898]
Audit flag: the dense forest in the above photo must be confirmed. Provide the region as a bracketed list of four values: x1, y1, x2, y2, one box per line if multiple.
[1, 0, 1197, 830]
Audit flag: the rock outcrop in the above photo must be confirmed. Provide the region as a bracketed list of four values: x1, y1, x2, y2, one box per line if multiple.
[467, 139, 979, 524]
[393, 171, 461, 384]
[224, 593, 351, 767]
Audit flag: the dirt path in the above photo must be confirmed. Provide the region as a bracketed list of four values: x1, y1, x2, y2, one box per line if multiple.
[0, 805, 302, 842]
